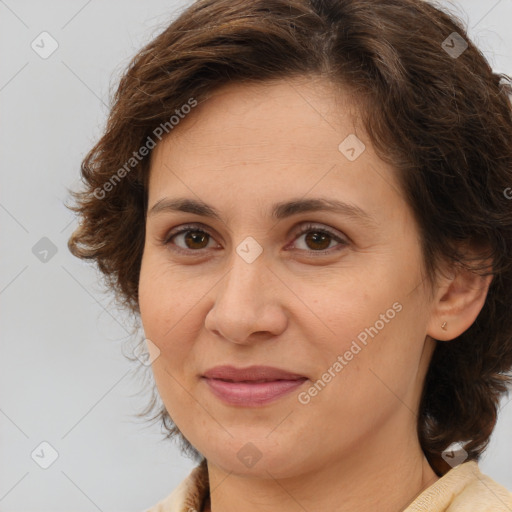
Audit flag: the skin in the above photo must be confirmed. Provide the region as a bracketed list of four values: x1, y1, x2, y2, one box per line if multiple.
[138, 76, 492, 512]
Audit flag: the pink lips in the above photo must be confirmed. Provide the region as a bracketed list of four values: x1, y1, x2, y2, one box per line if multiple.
[201, 365, 308, 406]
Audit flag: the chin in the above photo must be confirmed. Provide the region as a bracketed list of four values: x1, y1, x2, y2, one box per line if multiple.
[197, 432, 310, 479]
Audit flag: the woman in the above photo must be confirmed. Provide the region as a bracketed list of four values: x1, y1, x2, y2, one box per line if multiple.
[67, 0, 512, 510]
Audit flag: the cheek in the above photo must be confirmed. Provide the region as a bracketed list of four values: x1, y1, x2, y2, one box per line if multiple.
[296, 269, 402, 353]
[138, 254, 209, 380]
[138, 259, 199, 420]
[301, 265, 427, 398]
[138, 253, 191, 338]
[138, 261, 166, 338]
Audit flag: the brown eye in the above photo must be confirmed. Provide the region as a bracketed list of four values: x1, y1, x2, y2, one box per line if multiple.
[164, 224, 218, 253]
[292, 223, 348, 254]
[162, 222, 348, 256]
[303, 231, 332, 251]
[181, 230, 210, 250]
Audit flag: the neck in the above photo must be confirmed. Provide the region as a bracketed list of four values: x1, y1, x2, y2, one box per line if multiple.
[204, 425, 439, 512]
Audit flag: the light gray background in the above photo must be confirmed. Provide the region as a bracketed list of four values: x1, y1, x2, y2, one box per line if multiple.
[1, 1, 511, 510]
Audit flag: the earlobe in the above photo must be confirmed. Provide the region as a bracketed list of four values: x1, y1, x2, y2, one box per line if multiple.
[427, 262, 493, 342]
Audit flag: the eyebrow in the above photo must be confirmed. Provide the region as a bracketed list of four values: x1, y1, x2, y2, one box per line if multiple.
[148, 196, 378, 228]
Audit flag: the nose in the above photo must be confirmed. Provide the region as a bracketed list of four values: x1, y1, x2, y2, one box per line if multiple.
[204, 250, 288, 345]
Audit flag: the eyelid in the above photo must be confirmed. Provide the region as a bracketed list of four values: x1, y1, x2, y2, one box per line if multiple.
[289, 222, 348, 250]
[161, 222, 219, 246]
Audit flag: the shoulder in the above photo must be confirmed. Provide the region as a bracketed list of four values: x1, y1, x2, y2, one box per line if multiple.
[143, 459, 209, 512]
[405, 461, 512, 511]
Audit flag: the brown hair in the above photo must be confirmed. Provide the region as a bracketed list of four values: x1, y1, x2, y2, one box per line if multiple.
[66, 0, 512, 473]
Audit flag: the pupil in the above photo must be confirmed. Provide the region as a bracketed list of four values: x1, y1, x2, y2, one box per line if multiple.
[186, 231, 207, 249]
[307, 232, 330, 250]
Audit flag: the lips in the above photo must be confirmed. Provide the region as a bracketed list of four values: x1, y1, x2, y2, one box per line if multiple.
[202, 365, 307, 382]
[201, 365, 308, 406]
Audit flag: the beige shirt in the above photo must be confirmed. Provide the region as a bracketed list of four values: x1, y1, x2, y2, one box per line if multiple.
[144, 459, 512, 511]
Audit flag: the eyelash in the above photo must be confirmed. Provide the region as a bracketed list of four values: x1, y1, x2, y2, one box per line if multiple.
[160, 222, 348, 256]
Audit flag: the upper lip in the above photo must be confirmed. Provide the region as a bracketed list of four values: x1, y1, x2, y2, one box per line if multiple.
[202, 365, 307, 382]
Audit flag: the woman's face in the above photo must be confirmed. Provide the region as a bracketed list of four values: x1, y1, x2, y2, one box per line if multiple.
[139, 77, 437, 478]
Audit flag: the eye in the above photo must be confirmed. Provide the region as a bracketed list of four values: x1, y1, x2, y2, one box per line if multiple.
[161, 222, 348, 255]
[290, 223, 348, 255]
[162, 224, 219, 254]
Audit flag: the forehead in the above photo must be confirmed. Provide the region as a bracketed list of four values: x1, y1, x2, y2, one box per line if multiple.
[147, 77, 404, 220]
[155, 77, 359, 156]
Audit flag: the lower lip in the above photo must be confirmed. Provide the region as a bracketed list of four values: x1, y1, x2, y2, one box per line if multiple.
[202, 377, 307, 406]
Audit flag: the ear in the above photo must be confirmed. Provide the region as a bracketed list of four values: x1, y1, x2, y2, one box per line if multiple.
[426, 257, 493, 342]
